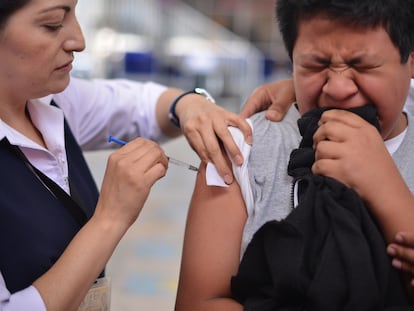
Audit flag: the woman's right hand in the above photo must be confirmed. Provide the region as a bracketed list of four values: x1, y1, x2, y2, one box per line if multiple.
[33, 138, 168, 311]
[95, 138, 168, 229]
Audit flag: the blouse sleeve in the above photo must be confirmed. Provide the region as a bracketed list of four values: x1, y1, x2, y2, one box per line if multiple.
[52, 77, 168, 151]
[0, 273, 46, 311]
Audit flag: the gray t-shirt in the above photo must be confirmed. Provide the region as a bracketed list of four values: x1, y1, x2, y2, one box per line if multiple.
[241, 105, 414, 256]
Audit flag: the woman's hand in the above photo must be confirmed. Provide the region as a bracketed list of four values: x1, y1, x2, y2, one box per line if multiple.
[95, 137, 168, 229]
[177, 95, 252, 185]
[33, 139, 168, 311]
[165, 79, 295, 185]
[177, 79, 295, 184]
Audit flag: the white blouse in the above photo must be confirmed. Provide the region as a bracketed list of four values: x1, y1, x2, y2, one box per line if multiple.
[0, 77, 167, 311]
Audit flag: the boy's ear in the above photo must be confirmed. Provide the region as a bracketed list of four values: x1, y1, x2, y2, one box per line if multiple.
[410, 51, 414, 78]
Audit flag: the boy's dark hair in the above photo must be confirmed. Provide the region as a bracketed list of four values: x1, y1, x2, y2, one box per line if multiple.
[0, 0, 29, 29]
[276, 0, 414, 63]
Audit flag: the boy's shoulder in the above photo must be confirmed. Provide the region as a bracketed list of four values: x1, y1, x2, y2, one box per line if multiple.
[247, 105, 302, 167]
[249, 105, 301, 140]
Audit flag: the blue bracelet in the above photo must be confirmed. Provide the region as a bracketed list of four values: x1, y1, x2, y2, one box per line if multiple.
[168, 88, 215, 128]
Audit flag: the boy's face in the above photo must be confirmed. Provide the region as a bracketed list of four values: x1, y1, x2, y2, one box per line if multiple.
[292, 15, 414, 140]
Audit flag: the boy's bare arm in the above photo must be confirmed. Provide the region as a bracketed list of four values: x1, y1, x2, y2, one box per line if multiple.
[175, 161, 247, 311]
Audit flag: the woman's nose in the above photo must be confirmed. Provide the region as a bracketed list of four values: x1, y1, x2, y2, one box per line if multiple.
[63, 17, 86, 53]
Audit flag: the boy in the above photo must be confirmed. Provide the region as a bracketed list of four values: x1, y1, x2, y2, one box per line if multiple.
[175, 0, 414, 310]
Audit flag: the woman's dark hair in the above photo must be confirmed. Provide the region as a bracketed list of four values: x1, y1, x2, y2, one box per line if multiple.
[276, 0, 414, 63]
[0, 0, 30, 29]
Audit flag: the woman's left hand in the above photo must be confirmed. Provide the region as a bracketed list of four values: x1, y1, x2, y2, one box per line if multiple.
[166, 81, 295, 185]
[176, 94, 252, 185]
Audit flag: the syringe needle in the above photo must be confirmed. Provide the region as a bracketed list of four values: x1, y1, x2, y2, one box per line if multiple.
[109, 135, 198, 171]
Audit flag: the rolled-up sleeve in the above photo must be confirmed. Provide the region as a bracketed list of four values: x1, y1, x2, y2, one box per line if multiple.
[206, 120, 254, 214]
[0, 273, 46, 311]
[52, 77, 168, 150]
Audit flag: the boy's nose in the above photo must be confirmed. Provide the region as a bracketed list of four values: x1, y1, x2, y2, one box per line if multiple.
[321, 68, 359, 106]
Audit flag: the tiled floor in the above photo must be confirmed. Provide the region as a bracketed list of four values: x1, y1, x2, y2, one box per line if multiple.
[84, 137, 199, 310]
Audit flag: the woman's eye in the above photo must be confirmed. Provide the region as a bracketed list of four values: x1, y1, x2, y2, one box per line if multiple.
[44, 24, 63, 31]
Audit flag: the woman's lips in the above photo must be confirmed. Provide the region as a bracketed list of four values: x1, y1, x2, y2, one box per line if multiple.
[55, 61, 73, 71]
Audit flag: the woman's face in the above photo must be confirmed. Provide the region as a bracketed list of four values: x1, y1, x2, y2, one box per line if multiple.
[0, 0, 85, 101]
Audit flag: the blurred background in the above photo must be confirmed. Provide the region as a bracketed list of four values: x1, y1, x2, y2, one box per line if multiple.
[76, 1, 291, 310]
[75, 0, 291, 108]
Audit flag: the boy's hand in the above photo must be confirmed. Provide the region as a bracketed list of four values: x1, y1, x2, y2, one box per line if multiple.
[387, 232, 414, 286]
[388, 232, 414, 275]
[311, 109, 394, 202]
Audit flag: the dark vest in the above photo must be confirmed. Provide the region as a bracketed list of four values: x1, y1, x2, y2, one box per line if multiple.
[0, 109, 99, 293]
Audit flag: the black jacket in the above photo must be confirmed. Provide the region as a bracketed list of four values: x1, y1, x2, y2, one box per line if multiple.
[231, 106, 412, 311]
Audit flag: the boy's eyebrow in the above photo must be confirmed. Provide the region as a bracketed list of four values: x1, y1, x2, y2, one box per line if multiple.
[297, 54, 330, 63]
[298, 51, 378, 64]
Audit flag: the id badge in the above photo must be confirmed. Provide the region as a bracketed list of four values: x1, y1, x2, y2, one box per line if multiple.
[78, 277, 111, 311]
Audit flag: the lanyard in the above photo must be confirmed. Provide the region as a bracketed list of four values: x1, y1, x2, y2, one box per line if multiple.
[7, 140, 88, 226]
